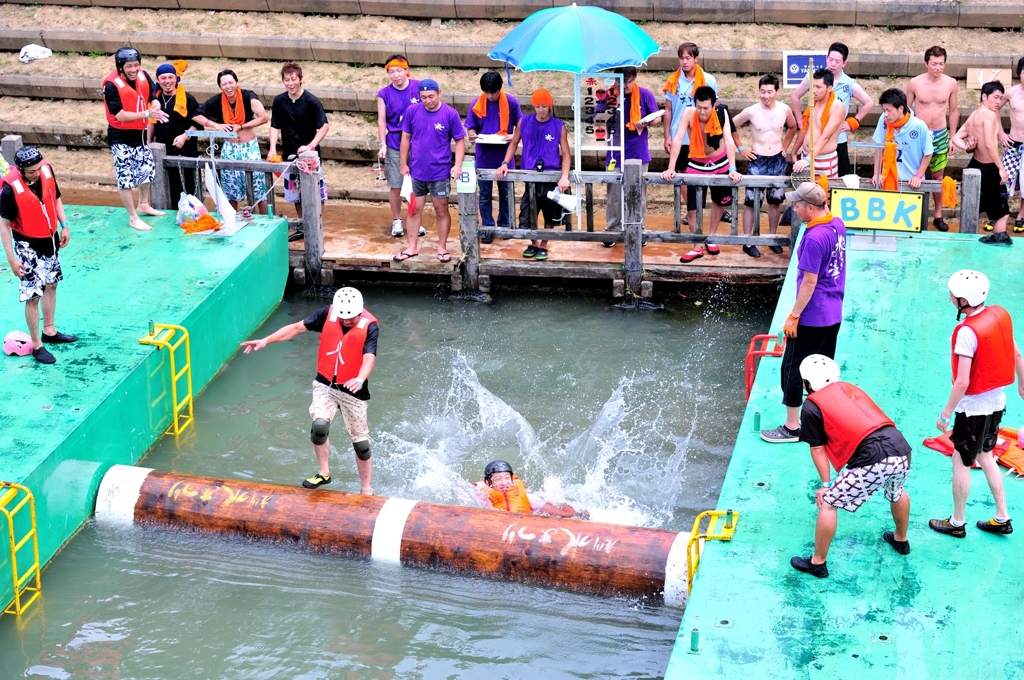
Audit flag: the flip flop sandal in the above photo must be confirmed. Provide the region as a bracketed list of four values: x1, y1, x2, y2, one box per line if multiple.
[437, 252, 452, 262]
[393, 251, 418, 262]
[705, 244, 721, 255]
[680, 248, 704, 263]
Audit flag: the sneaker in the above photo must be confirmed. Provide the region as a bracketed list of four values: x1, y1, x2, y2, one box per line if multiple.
[976, 517, 1013, 535]
[418, 225, 427, 237]
[534, 248, 548, 261]
[883, 530, 911, 555]
[682, 215, 689, 226]
[984, 222, 994, 232]
[769, 245, 784, 254]
[288, 230, 304, 242]
[705, 243, 720, 255]
[301, 473, 331, 489]
[391, 219, 404, 237]
[481, 232, 494, 244]
[760, 425, 800, 443]
[32, 346, 55, 364]
[979, 232, 1012, 246]
[1015, 218, 1024, 234]
[42, 331, 78, 343]
[679, 248, 704, 263]
[929, 517, 966, 538]
[722, 211, 733, 224]
[742, 244, 761, 258]
[522, 245, 538, 258]
[932, 217, 949, 232]
[790, 555, 828, 578]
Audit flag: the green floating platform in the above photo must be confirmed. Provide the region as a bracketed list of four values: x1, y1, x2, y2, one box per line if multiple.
[0, 206, 287, 609]
[667, 231, 1024, 679]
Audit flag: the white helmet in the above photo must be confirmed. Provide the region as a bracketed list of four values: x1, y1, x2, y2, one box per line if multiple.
[799, 354, 840, 392]
[329, 287, 363, 321]
[948, 270, 988, 308]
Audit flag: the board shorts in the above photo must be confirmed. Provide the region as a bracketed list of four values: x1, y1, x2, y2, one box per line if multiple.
[220, 139, 268, 203]
[14, 239, 62, 302]
[950, 409, 1004, 467]
[813, 150, 839, 179]
[111, 143, 155, 190]
[411, 178, 450, 199]
[385, 146, 404, 189]
[929, 128, 950, 173]
[283, 166, 327, 204]
[309, 381, 370, 443]
[968, 158, 1010, 221]
[823, 455, 909, 513]
[1003, 139, 1023, 198]
[745, 152, 788, 205]
[686, 150, 732, 210]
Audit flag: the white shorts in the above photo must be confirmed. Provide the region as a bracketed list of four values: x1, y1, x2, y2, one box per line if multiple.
[309, 381, 370, 443]
[823, 455, 909, 513]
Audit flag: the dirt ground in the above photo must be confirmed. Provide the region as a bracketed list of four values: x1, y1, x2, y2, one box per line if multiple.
[2, 5, 1022, 54]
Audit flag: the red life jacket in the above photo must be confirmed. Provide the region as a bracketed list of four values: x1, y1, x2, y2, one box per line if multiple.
[805, 381, 895, 472]
[951, 306, 1016, 395]
[3, 164, 58, 239]
[102, 70, 151, 131]
[315, 308, 378, 385]
[474, 476, 532, 514]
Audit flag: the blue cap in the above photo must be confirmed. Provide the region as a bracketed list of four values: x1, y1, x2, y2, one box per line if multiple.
[156, 63, 178, 79]
[418, 78, 440, 92]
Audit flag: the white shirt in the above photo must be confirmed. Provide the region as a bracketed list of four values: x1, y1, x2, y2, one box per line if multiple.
[953, 307, 1007, 416]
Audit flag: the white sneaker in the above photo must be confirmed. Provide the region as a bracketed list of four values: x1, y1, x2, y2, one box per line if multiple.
[418, 225, 427, 237]
[391, 219, 404, 237]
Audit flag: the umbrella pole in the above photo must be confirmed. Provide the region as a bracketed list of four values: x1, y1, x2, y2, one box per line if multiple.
[574, 74, 584, 227]
[808, 58, 816, 184]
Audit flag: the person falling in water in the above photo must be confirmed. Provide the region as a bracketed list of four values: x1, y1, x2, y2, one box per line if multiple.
[731, 74, 797, 258]
[473, 461, 587, 518]
[791, 69, 847, 180]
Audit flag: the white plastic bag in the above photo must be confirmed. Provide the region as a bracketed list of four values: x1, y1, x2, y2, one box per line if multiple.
[19, 44, 52, 63]
[175, 192, 207, 226]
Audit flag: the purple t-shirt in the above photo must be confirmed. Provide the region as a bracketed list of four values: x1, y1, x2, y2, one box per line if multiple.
[401, 102, 466, 182]
[377, 79, 421, 150]
[606, 86, 658, 168]
[796, 215, 847, 327]
[519, 114, 563, 172]
[464, 93, 522, 170]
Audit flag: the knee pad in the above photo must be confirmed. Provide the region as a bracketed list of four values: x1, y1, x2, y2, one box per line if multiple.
[353, 440, 371, 461]
[310, 419, 330, 445]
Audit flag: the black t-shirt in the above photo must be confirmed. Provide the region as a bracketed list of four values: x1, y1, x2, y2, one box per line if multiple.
[104, 72, 159, 147]
[0, 177, 63, 257]
[303, 305, 378, 401]
[800, 400, 911, 469]
[152, 89, 201, 157]
[270, 90, 329, 159]
[198, 90, 262, 125]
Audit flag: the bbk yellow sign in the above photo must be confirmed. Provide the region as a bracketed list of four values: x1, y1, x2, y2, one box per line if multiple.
[829, 188, 924, 233]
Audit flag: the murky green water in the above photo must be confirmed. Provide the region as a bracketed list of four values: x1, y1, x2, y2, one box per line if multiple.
[1, 285, 774, 679]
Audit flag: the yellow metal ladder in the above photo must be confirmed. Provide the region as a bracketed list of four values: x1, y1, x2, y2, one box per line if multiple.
[1, 482, 42, 616]
[687, 509, 739, 593]
[139, 323, 194, 436]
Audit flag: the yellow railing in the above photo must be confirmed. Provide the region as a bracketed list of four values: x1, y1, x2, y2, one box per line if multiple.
[139, 323, 194, 436]
[1, 482, 42, 616]
[687, 509, 739, 593]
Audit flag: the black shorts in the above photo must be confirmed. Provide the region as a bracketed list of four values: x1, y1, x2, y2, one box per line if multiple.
[674, 144, 690, 172]
[779, 322, 841, 407]
[968, 158, 1010, 222]
[836, 141, 851, 177]
[517, 181, 567, 228]
[950, 409, 1004, 466]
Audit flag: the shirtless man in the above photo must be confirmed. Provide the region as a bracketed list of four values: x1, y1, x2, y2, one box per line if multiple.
[953, 82, 1011, 245]
[906, 46, 959, 231]
[790, 42, 874, 177]
[1000, 57, 1024, 232]
[732, 74, 797, 257]
[791, 70, 847, 179]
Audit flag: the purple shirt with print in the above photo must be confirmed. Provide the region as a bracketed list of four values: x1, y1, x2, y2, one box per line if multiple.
[606, 86, 658, 168]
[464, 93, 522, 170]
[519, 114, 563, 172]
[402, 102, 466, 182]
[377, 79, 421, 150]
[796, 215, 847, 327]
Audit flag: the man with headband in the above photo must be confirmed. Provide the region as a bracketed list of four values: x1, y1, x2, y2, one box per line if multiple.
[394, 78, 465, 263]
[376, 54, 422, 239]
[148, 61, 201, 203]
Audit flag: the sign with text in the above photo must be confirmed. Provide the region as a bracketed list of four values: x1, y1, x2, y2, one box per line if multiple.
[456, 158, 476, 194]
[782, 51, 828, 89]
[830, 188, 924, 233]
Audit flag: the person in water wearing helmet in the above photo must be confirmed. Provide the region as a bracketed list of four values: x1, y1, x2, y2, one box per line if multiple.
[474, 461, 586, 518]
[241, 287, 378, 493]
[0, 146, 77, 365]
[790, 355, 912, 579]
[930, 270, 1024, 538]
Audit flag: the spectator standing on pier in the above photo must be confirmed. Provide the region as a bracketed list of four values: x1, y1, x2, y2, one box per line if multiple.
[790, 70, 847, 180]
[1000, 57, 1024, 233]
[149, 61, 201, 204]
[905, 46, 959, 231]
[930, 270, 1022, 538]
[102, 47, 168, 232]
[953, 82, 1011, 245]
[871, 88, 933, 190]
[240, 287, 378, 494]
[0, 147, 77, 365]
[269, 62, 330, 240]
[465, 71, 522, 244]
[394, 79, 465, 263]
[789, 355, 912, 579]
[761, 183, 846, 444]
[193, 70, 269, 214]
[376, 55, 421, 238]
[496, 88, 571, 261]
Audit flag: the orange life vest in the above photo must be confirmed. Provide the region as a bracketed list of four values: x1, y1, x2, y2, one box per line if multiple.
[805, 381, 895, 472]
[315, 308, 378, 386]
[2, 164, 58, 239]
[475, 476, 532, 513]
[102, 70, 151, 131]
[952, 306, 1016, 395]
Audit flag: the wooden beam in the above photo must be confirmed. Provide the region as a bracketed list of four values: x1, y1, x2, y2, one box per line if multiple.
[959, 168, 981, 234]
[622, 159, 645, 296]
[458, 191, 479, 290]
[298, 150, 324, 282]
